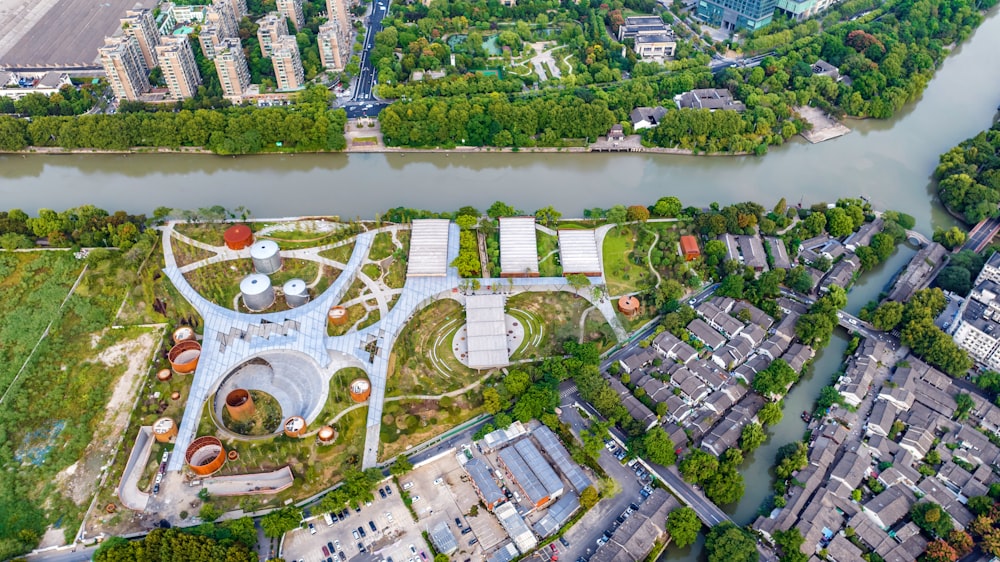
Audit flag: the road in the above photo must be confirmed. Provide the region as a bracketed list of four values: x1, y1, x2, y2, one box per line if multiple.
[962, 215, 1000, 253]
[340, 0, 391, 118]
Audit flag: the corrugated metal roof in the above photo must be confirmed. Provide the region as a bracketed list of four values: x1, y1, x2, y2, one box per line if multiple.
[498, 446, 549, 506]
[500, 217, 539, 275]
[494, 503, 537, 554]
[558, 230, 601, 275]
[429, 520, 458, 554]
[464, 458, 505, 506]
[487, 542, 519, 562]
[533, 493, 580, 537]
[532, 426, 592, 492]
[465, 294, 510, 369]
[407, 219, 451, 277]
[514, 439, 564, 497]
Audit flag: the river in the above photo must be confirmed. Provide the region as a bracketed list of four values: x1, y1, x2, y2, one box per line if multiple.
[2, 7, 999, 561]
[1, 10, 999, 232]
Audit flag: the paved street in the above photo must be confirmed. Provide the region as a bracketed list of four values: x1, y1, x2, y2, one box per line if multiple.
[340, 0, 391, 118]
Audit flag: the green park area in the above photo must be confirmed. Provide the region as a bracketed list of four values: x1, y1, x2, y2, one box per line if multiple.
[380, 395, 484, 461]
[507, 291, 615, 358]
[0, 250, 163, 558]
[388, 298, 481, 397]
[182, 258, 335, 312]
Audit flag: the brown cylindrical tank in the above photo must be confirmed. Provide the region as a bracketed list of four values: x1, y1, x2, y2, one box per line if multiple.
[223, 224, 254, 250]
[156, 369, 172, 382]
[172, 326, 196, 345]
[153, 417, 178, 443]
[185, 436, 227, 476]
[349, 378, 371, 403]
[228, 450, 239, 461]
[170, 391, 181, 400]
[317, 426, 337, 445]
[283, 416, 307, 438]
[617, 295, 641, 318]
[168, 340, 201, 374]
[328, 306, 348, 326]
[225, 389, 256, 422]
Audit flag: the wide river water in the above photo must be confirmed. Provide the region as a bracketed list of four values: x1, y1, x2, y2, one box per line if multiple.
[1, 8, 999, 561]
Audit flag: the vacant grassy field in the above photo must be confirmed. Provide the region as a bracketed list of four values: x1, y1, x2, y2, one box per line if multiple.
[507, 291, 609, 358]
[173, 222, 231, 246]
[388, 299, 481, 398]
[602, 227, 649, 295]
[171, 237, 216, 267]
[319, 241, 356, 264]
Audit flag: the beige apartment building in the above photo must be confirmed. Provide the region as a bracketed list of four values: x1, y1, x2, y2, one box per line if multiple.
[99, 36, 151, 101]
[257, 13, 288, 58]
[214, 38, 252, 98]
[277, 0, 306, 29]
[120, 8, 160, 72]
[272, 35, 305, 91]
[318, 22, 346, 70]
[156, 36, 203, 100]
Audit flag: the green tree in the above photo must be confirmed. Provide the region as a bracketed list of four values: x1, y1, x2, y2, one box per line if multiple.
[534, 206, 562, 226]
[933, 226, 967, 250]
[911, 502, 954, 538]
[704, 462, 744, 504]
[871, 301, 904, 331]
[487, 201, 517, 219]
[607, 205, 628, 225]
[740, 423, 766, 452]
[580, 486, 599, 509]
[758, 401, 784, 426]
[390, 456, 413, 476]
[774, 528, 806, 562]
[642, 426, 676, 466]
[653, 196, 682, 217]
[483, 387, 503, 414]
[705, 522, 759, 562]
[627, 205, 651, 222]
[261, 507, 303, 538]
[666, 507, 702, 547]
[679, 449, 718, 484]
[955, 393, 974, 420]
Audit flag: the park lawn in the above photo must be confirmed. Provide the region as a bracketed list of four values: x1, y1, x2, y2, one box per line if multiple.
[536, 232, 562, 277]
[182, 258, 322, 311]
[385, 256, 406, 289]
[507, 291, 608, 358]
[0, 250, 159, 552]
[379, 396, 484, 461]
[328, 303, 367, 336]
[319, 240, 357, 264]
[362, 263, 382, 281]
[388, 299, 482, 398]
[602, 227, 649, 295]
[317, 367, 369, 424]
[369, 232, 396, 261]
[173, 222, 231, 246]
[116, 234, 199, 326]
[171, 237, 216, 267]
[358, 307, 381, 330]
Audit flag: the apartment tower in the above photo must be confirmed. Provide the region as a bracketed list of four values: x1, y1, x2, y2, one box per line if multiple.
[277, 0, 306, 29]
[214, 38, 252, 97]
[99, 36, 151, 101]
[120, 8, 161, 72]
[271, 35, 305, 91]
[156, 36, 203, 99]
[256, 13, 288, 57]
[317, 22, 345, 71]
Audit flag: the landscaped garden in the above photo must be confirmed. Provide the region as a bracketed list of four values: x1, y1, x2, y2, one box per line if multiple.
[388, 299, 482, 397]
[379, 394, 484, 461]
[507, 291, 612, 358]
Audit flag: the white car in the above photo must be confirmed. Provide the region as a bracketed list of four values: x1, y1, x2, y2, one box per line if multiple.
[402, 482, 414, 490]
[385, 512, 394, 522]
[411, 496, 421, 503]
[433, 478, 444, 486]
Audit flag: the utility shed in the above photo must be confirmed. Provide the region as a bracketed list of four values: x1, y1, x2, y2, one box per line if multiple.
[558, 229, 602, 276]
[429, 520, 458, 554]
[514, 439, 564, 498]
[533, 493, 580, 537]
[464, 294, 510, 369]
[531, 425, 591, 492]
[407, 219, 451, 277]
[499, 217, 540, 277]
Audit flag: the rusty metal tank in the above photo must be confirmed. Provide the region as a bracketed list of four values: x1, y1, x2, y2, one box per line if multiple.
[225, 389, 256, 422]
[153, 417, 177, 443]
[185, 436, 226, 476]
[317, 425, 336, 445]
[349, 378, 371, 403]
[328, 306, 348, 326]
[223, 224, 254, 250]
[167, 340, 201, 374]
[156, 368, 172, 382]
[172, 325, 196, 345]
[283, 416, 307, 438]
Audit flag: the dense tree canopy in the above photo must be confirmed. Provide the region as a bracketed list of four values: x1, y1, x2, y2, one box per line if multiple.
[666, 507, 702, 548]
[936, 121, 1000, 223]
[706, 522, 759, 562]
[94, 528, 257, 562]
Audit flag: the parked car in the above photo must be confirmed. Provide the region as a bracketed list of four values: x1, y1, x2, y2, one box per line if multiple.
[385, 485, 392, 495]
[403, 482, 414, 490]
[323, 546, 330, 557]
[559, 537, 570, 547]
[309, 523, 316, 535]
[379, 488, 387, 499]
[339, 552, 346, 561]
[468, 538, 478, 546]
[369, 520, 377, 532]
[334, 540, 341, 550]
[358, 543, 365, 553]
[455, 517, 463, 528]
[410, 544, 417, 554]
[461, 527, 473, 535]
[386, 512, 394, 523]
[434, 477, 444, 486]
[411, 496, 421, 503]
[327, 541, 335, 552]
[358, 526, 366, 538]
[352, 530, 360, 540]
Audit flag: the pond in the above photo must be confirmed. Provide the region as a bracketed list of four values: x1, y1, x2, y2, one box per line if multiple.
[445, 33, 502, 55]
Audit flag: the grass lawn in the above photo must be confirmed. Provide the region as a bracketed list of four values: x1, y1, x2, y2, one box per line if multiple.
[116, 235, 199, 326]
[173, 222, 231, 246]
[537, 232, 562, 277]
[602, 227, 649, 295]
[319, 241, 356, 264]
[388, 299, 482, 398]
[369, 232, 396, 261]
[317, 367, 369, 424]
[328, 303, 367, 336]
[171, 237, 216, 267]
[182, 258, 328, 311]
[379, 396, 484, 461]
[507, 291, 610, 358]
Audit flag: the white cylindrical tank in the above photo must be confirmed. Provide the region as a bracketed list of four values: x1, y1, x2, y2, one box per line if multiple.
[250, 240, 282, 274]
[283, 278, 310, 308]
[240, 273, 275, 311]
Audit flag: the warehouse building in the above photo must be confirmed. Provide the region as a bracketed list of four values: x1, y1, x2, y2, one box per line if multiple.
[531, 425, 592, 493]
[494, 503, 538, 553]
[558, 230, 602, 276]
[499, 217, 540, 277]
[408, 219, 452, 277]
[464, 294, 510, 369]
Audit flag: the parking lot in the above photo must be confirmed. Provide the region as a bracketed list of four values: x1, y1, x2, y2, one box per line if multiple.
[282, 479, 428, 562]
[402, 451, 507, 560]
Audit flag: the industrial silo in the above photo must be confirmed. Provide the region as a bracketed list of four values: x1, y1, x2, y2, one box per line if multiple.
[317, 426, 336, 445]
[283, 416, 307, 438]
[225, 389, 256, 422]
[349, 378, 371, 403]
[240, 273, 274, 312]
[250, 240, 282, 274]
[168, 340, 202, 374]
[283, 279, 310, 308]
[223, 224, 254, 250]
[185, 436, 227, 476]
[153, 418, 178, 443]
[328, 306, 348, 327]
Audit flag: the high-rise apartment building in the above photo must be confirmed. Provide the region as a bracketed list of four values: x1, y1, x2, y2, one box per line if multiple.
[120, 8, 161, 72]
[256, 13, 288, 58]
[207, 0, 239, 38]
[277, 0, 306, 30]
[317, 22, 346, 71]
[696, 0, 777, 31]
[99, 36, 151, 101]
[229, 0, 248, 17]
[199, 25, 222, 59]
[156, 36, 202, 100]
[326, 0, 351, 37]
[214, 38, 252, 97]
[272, 35, 305, 91]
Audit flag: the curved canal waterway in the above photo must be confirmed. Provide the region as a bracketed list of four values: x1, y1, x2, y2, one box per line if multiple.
[0, 8, 998, 562]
